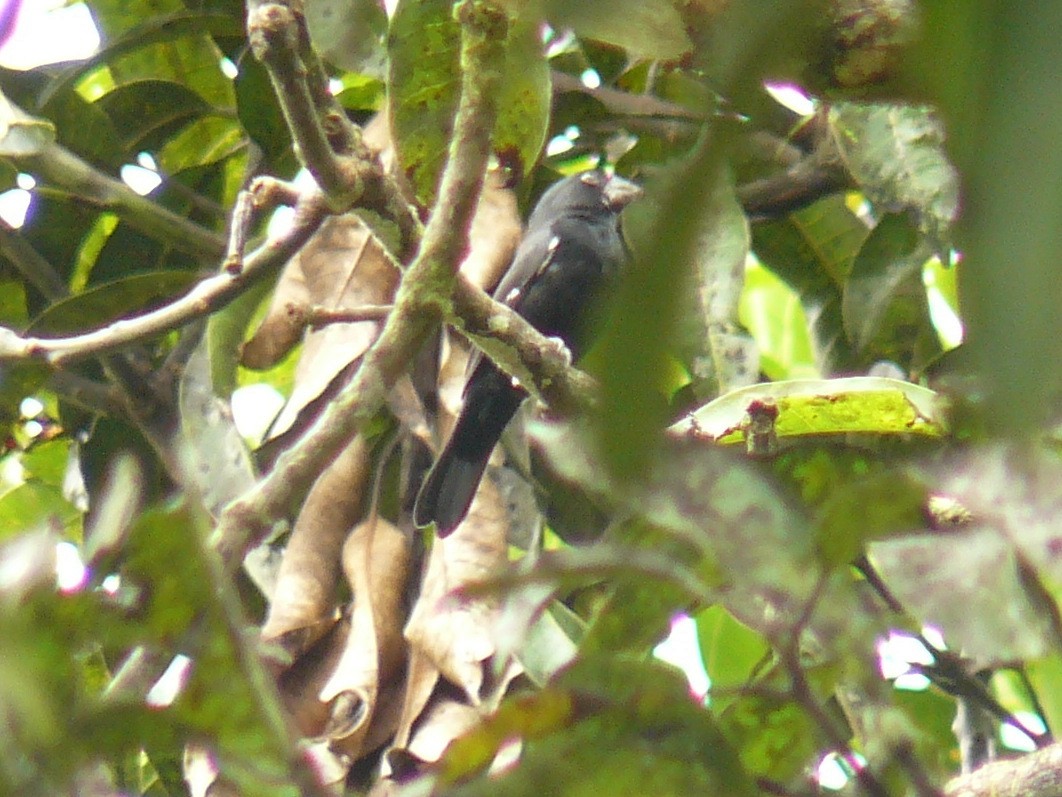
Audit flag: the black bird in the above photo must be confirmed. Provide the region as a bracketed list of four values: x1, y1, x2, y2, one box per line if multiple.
[414, 170, 642, 536]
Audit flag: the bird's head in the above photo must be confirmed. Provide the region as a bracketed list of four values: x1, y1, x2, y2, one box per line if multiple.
[528, 170, 643, 226]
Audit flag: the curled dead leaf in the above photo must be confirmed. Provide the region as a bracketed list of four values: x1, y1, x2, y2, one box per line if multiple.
[244, 214, 399, 443]
[317, 515, 412, 759]
[390, 649, 441, 752]
[405, 697, 481, 764]
[261, 437, 371, 656]
[277, 619, 349, 737]
[460, 168, 522, 291]
[320, 688, 369, 739]
[404, 477, 512, 703]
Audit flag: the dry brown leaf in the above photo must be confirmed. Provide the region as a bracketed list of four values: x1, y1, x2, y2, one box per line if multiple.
[405, 697, 481, 764]
[318, 516, 412, 758]
[389, 648, 441, 752]
[332, 675, 408, 763]
[404, 476, 511, 703]
[238, 255, 311, 370]
[460, 168, 521, 291]
[277, 619, 349, 737]
[387, 374, 434, 449]
[243, 111, 402, 430]
[261, 436, 371, 655]
[302, 740, 349, 792]
[263, 216, 402, 438]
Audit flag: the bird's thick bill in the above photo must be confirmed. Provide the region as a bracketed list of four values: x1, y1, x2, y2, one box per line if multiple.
[603, 174, 643, 211]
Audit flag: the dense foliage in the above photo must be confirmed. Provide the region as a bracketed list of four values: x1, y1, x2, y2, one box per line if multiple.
[0, 1, 1060, 795]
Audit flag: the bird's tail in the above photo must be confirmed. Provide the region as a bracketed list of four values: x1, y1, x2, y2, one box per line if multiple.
[414, 374, 524, 536]
[412, 442, 492, 537]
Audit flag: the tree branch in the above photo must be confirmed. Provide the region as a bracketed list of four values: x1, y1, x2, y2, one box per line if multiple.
[737, 132, 852, 220]
[247, 0, 349, 200]
[246, 0, 421, 258]
[212, 0, 511, 566]
[945, 743, 1062, 797]
[450, 275, 598, 416]
[22, 141, 226, 262]
[46, 370, 125, 417]
[0, 182, 330, 367]
[551, 70, 707, 122]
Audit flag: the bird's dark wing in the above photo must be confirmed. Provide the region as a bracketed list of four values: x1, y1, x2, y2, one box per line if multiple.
[415, 171, 639, 537]
[461, 222, 560, 383]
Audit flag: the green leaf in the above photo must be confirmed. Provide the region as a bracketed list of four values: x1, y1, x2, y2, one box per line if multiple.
[814, 469, 928, 566]
[546, 0, 692, 60]
[591, 157, 721, 481]
[917, 2, 1062, 433]
[721, 692, 821, 781]
[493, 18, 551, 180]
[207, 275, 274, 398]
[842, 213, 940, 369]
[16, 192, 102, 290]
[388, 0, 550, 206]
[95, 79, 212, 153]
[51, 11, 241, 109]
[831, 102, 959, 246]
[0, 93, 55, 157]
[158, 115, 244, 173]
[82, 218, 202, 286]
[306, 0, 388, 77]
[696, 605, 770, 713]
[40, 83, 126, 170]
[21, 438, 71, 487]
[892, 688, 961, 780]
[631, 173, 753, 398]
[752, 195, 869, 373]
[233, 53, 295, 175]
[1026, 654, 1062, 739]
[739, 259, 817, 380]
[28, 271, 199, 336]
[870, 527, 1054, 664]
[446, 658, 759, 796]
[671, 376, 947, 445]
[0, 273, 28, 327]
[178, 344, 256, 517]
[0, 364, 49, 436]
[0, 481, 79, 539]
[871, 442, 1062, 664]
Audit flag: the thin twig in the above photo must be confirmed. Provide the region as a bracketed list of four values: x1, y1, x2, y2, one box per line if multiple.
[306, 304, 394, 327]
[859, 557, 1050, 748]
[46, 370, 124, 417]
[776, 577, 892, 797]
[551, 70, 707, 121]
[451, 274, 598, 416]
[0, 189, 330, 367]
[0, 221, 68, 301]
[224, 189, 258, 272]
[24, 141, 226, 262]
[247, 0, 350, 202]
[944, 741, 1062, 797]
[737, 141, 851, 220]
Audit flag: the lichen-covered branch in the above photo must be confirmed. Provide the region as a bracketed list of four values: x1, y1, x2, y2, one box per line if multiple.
[945, 743, 1062, 797]
[213, 0, 511, 566]
[246, 0, 421, 257]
